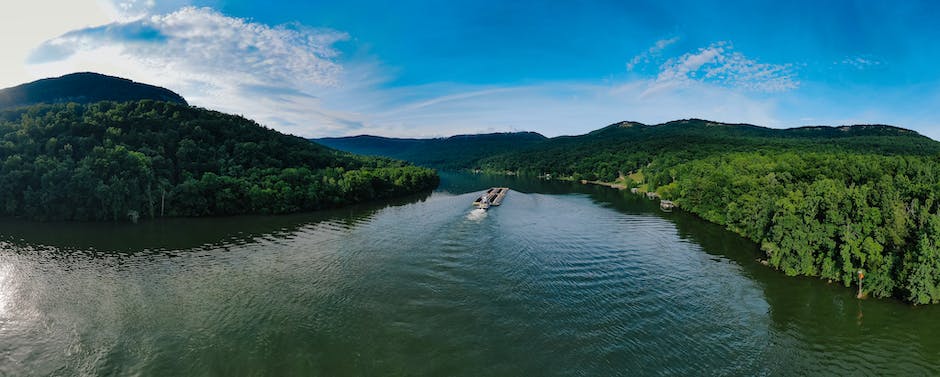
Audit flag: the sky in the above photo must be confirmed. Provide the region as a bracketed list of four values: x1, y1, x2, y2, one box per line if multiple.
[2, 0, 939, 139]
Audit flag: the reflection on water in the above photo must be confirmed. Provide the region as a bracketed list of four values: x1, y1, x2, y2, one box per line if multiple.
[0, 261, 10, 320]
[0, 190, 433, 253]
[1, 173, 940, 375]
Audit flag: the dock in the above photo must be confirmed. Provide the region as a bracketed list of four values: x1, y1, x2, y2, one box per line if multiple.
[473, 187, 509, 209]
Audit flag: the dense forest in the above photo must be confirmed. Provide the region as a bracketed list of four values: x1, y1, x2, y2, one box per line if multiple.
[336, 119, 940, 304]
[0, 100, 438, 222]
[0, 72, 187, 110]
[475, 119, 940, 304]
[315, 132, 546, 169]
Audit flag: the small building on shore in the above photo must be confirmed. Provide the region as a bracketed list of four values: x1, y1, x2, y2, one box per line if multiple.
[660, 200, 676, 211]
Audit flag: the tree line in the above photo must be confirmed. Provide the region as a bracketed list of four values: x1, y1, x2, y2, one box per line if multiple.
[479, 120, 940, 304]
[0, 100, 438, 222]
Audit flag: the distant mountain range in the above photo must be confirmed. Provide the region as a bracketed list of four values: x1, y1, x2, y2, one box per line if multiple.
[315, 132, 547, 169]
[315, 118, 940, 304]
[314, 119, 937, 171]
[0, 72, 188, 110]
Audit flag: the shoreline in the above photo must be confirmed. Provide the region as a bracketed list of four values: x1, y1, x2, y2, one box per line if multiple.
[579, 179, 627, 190]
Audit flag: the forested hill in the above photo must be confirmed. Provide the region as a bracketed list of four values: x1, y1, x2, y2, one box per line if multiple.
[477, 118, 940, 304]
[0, 72, 187, 110]
[481, 119, 940, 178]
[329, 118, 940, 304]
[315, 131, 547, 169]
[0, 100, 438, 222]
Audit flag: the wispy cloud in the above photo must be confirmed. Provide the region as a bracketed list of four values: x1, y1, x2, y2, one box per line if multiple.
[24, 6, 928, 141]
[27, 6, 355, 136]
[646, 41, 798, 95]
[313, 80, 785, 138]
[25, 14, 792, 139]
[32, 7, 349, 86]
[109, 0, 155, 20]
[838, 56, 882, 69]
[626, 36, 679, 71]
[103, 0, 195, 21]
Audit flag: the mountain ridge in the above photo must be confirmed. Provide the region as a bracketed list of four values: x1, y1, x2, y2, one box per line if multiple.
[0, 72, 188, 110]
[314, 131, 547, 169]
[0, 73, 438, 222]
[316, 119, 936, 172]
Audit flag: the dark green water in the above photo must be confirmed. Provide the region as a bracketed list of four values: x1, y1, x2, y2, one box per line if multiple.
[2, 172, 940, 375]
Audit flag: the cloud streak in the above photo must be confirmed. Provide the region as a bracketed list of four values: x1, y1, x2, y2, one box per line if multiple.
[308, 80, 785, 138]
[647, 41, 798, 95]
[25, 7, 931, 141]
[31, 7, 349, 86]
[839, 56, 882, 70]
[28, 6, 353, 136]
[626, 36, 679, 71]
[24, 15, 795, 139]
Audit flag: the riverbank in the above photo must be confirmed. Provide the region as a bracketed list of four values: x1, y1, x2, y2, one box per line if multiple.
[578, 179, 627, 190]
[4, 171, 939, 375]
[474, 168, 928, 304]
[562, 174, 887, 304]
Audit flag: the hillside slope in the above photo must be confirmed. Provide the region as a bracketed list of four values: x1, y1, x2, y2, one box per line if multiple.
[315, 131, 547, 169]
[0, 100, 438, 221]
[481, 119, 940, 179]
[479, 119, 940, 304]
[0, 72, 187, 110]
[325, 118, 940, 304]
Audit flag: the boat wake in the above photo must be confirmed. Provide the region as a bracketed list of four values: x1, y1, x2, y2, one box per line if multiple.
[466, 208, 488, 221]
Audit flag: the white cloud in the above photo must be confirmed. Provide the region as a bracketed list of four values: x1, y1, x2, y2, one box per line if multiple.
[33, 7, 348, 86]
[23, 6, 920, 141]
[28, 6, 353, 136]
[647, 41, 798, 95]
[838, 56, 882, 69]
[107, 0, 156, 20]
[23, 9, 793, 139]
[100, 0, 197, 21]
[626, 36, 679, 71]
[310, 80, 784, 138]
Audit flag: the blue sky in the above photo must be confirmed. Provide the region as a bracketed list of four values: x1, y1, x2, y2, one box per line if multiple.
[3, 0, 940, 138]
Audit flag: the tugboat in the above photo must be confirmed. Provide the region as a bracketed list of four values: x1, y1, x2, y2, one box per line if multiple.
[477, 194, 491, 209]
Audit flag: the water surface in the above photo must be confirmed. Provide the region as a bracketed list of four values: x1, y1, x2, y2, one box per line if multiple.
[2, 172, 939, 375]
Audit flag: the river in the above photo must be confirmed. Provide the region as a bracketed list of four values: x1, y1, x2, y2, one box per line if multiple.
[1, 172, 939, 375]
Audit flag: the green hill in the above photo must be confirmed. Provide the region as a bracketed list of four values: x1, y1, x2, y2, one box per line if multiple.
[315, 131, 547, 169]
[0, 76, 437, 222]
[338, 118, 940, 304]
[478, 119, 940, 304]
[482, 119, 940, 179]
[0, 72, 188, 110]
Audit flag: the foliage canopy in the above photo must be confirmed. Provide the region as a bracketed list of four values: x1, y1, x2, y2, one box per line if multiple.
[0, 100, 438, 222]
[327, 118, 940, 304]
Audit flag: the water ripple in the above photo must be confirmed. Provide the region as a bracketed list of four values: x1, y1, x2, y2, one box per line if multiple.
[1, 186, 939, 375]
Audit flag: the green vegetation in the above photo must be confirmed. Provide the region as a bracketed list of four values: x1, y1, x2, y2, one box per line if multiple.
[0, 100, 438, 222]
[647, 152, 940, 303]
[0, 72, 187, 110]
[474, 119, 940, 304]
[315, 132, 547, 169]
[299, 115, 940, 304]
